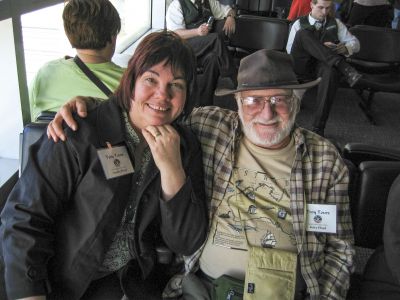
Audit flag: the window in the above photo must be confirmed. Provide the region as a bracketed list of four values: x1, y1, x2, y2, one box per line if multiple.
[0, 18, 22, 181]
[0, 0, 154, 186]
[22, 0, 152, 83]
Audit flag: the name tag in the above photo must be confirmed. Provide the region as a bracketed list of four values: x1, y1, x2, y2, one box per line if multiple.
[306, 204, 336, 233]
[97, 145, 134, 179]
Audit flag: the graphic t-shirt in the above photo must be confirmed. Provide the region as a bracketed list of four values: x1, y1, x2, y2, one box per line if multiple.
[200, 136, 297, 279]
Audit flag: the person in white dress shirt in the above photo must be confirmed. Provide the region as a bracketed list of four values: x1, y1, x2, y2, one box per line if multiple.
[286, 0, 361, 136]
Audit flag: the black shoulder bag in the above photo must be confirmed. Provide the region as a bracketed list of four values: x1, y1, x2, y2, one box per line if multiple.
[73, 55, 113, 97]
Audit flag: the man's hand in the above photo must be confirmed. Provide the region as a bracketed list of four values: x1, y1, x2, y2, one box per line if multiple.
[323, 41, 337, 49]
[47, 96, 89, 142]
[197, 23, 210, 36]
[334, 43, 348, 55]
[223, 16, 236, 35]
[324, 42, 348, 55]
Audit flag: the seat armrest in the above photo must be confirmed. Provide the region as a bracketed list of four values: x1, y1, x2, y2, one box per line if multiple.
[36, 111, 56, 122]
[351, 161, 400, 248]
[19, 122, 49, 176]
[343, 143, 400, 166]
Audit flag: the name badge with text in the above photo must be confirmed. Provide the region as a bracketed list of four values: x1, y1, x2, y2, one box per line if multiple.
[306, 204, 337, 233]
[97, 145, 134, 179]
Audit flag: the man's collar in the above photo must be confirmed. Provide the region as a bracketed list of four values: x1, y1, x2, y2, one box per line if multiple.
[308, 14, 325, 25]
[292, 126, 305, 146]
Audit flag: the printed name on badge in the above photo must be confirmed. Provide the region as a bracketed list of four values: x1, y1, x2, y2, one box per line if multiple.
[306, 204, 337, 233]
[97, 145, 134, 179]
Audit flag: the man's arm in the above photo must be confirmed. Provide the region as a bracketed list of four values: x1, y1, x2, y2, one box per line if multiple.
[166, 0, 211, 39]
[174, 25, 210, 39]
[208, 0, 236, 34]
[208, 0, 231, 19]
[318, 156, 355, 299]
[166, 0, 186, 31]
[286, 20, 301, 54]
[336, 19, 360, 56]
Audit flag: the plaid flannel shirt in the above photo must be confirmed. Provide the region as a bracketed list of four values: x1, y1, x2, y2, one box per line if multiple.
[163, 106, 355, 300]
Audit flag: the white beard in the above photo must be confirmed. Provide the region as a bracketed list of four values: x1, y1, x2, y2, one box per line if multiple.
[238, 107, 295, 148]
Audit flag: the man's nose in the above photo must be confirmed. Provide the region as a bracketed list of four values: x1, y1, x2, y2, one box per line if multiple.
[258, 101, 275, 119]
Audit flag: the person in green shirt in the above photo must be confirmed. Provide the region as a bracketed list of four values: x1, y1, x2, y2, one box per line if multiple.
[29, 0, 125, 121]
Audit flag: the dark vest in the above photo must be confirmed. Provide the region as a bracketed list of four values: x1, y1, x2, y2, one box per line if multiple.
[299, 15, 339, 43]
[179, 0, 212, 29]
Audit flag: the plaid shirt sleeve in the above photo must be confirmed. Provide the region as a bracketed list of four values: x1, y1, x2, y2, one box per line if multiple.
[292, 128, 355, 300]
[319, 152, 355, 299]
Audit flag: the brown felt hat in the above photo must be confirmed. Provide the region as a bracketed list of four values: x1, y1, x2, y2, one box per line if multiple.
[215, 49, 320, 96]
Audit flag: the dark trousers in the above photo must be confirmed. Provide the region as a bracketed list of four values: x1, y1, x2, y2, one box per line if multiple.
[348, 3, 392, 27]
[186, 24, 236, 109]
[291, 29, 342, 131]
[81, 272, 123, 300]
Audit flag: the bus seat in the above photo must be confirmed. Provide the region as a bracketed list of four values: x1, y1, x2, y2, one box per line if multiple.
[19, 112, 55, 176]
[236, 0, 273, 16]
[343, 143, 400, 299]
[343, 143, 400, 167]
[229, 15, 290, 58]
[346, 25, 400, 125]
[350, 161, 400, 249]
[359, 174, 400, 299]
[383, 175, 400, 285]
[270, 0, 292, 19]
[343, 143, 400, 249]
[19, 123, 49, 176]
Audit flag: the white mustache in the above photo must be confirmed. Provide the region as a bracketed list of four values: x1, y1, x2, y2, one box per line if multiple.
[251, 117, 282, 126]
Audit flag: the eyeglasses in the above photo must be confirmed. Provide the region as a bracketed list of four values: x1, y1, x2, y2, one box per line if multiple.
[240, 95, 293, 115]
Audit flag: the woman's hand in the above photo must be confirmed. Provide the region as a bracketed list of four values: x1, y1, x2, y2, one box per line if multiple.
[142, 125, 186, 201]
[47, 96, 89, 142]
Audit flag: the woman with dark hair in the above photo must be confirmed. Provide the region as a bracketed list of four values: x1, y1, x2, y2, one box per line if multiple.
[0, 31, 207, 300]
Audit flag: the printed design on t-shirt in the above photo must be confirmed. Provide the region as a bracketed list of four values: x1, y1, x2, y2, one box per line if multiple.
[260, 231, 277, 248]
[211, 167, 296, 251]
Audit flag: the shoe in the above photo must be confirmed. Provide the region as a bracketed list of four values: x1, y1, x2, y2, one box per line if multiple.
[340, 64, 362, 87]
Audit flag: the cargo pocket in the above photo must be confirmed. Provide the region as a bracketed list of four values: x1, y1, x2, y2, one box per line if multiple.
[244, 247, 297, 300]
